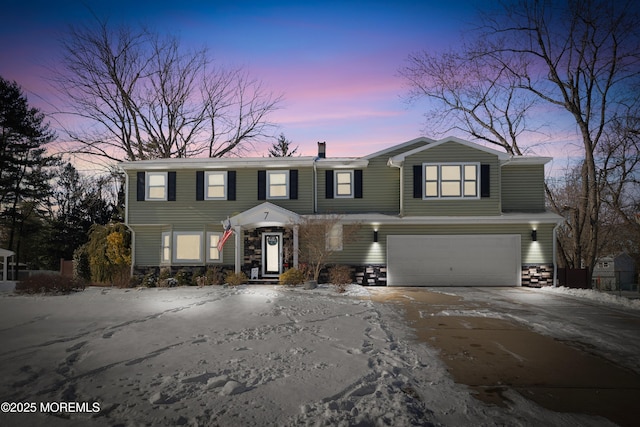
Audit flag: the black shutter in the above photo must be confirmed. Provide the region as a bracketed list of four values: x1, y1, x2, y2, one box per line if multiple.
[167, 171, 177, 201]
[325, 170, 334, 199]
[258, 170, 266, 200]
[196, 171, 204, 201]
[480, 164, 490, 198]
[227, 171, 236, 200]
[413, 165, 423, 198]
[354, 170, 363, 198]
[289, 169, 298, 199]
[136, 172, 145, 201]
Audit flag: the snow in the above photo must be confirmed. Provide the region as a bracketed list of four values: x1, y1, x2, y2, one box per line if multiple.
[0, 284, 630, 426]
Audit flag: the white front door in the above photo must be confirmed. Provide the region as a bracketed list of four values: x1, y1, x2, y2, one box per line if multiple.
[262, 232, 283, 277]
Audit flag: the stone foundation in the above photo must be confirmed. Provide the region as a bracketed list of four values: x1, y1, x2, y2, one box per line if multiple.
[521, 264, 554, 287]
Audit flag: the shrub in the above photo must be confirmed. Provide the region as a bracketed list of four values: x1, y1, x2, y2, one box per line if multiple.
[142, 271, 157, 288]
[329, 265, 352, 285]
[174, 269, 190, 286]
[225, 271, 247, 286]
[329, 265, 352, 293]
[205, 265, 225, 285]
[73, 245, 91, 282]
[129, 274, 143, 287]
[279, 268, 305, 286]
[16, 274, 86, 295]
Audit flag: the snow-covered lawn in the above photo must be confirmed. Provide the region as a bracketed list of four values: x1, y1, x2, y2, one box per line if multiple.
[0, 284, 629, 426]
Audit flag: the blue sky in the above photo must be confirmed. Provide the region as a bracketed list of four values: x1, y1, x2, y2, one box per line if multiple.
[1, 0, 573, 162]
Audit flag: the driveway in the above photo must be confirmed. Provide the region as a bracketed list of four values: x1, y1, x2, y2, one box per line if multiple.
[368, 286, 640, 427]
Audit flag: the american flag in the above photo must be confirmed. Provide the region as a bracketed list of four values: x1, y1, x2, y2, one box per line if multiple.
[217, 219, 233, 251]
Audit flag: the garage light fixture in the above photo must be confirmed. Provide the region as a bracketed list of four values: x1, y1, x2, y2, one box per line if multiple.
[373, 230, 379, 243]
[531, 229, 537, 241]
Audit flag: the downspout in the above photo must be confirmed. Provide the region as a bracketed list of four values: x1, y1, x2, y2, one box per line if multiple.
[387, 158, 403, 216]
[313, 159, 318, 213]
[122, 169, 136, 276]
[553, 222, 560, 287]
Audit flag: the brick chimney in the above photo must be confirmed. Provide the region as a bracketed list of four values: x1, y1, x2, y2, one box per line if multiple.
[317, 141, 326, 158]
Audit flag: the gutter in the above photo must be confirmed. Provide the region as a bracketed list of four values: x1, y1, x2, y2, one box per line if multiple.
[387, 157, 404, 216]
[553, 222, 560, 286]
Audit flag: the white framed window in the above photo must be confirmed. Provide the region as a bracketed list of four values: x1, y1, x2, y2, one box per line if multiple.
[326, 223, 343, 251]
[146, 172, 168, 200]
[424, 163, 479, 199]
[207, 232, 222, 262]
[161, 232, 171, 263]
[173, 232, 203, 263]
[267, 170, 289, 199]
[205, 171, 227, 200]
[335, 171, 354, 198]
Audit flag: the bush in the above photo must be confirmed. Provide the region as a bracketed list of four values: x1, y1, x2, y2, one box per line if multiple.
[279, 268, 305, 286]
[129, 274, 143, 287]
[205, 265, 225, 285]
[329, 265, 352, 285]
[225, 271, 247, 286]
[16, 274, 86, 295]
[329, 265, 352, 293]
[174, 269, 190, 286]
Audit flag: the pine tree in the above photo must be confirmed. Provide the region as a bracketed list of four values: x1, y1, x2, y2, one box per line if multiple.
[268, 133, 299, 157]
[0, 77, 58, 274]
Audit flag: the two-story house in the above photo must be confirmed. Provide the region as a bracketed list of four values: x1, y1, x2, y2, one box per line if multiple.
[120, 136, 563, 286]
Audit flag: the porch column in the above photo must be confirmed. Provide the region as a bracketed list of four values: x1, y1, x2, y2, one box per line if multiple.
[234, 226, 242, 273]
[293, 225, 299, 269]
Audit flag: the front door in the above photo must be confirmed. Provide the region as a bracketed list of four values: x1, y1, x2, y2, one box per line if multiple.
[262, 232, 282, 277]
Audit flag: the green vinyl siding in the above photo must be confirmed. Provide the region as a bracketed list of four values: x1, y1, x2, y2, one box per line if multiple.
[501, 164, 546, 212]
[317, 156, 400, 214]
[402, 142, 501, 216]
[329, 222, 554, 265]
[127, 168, 314, 227]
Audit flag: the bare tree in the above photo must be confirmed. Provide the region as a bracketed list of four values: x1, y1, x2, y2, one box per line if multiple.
[402, 0, 640, 277]
[51, 17, 282, 162]
[297, 215, 360, 282]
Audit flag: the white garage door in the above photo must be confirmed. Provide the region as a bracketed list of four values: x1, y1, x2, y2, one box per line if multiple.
[387, 235, 521, 286]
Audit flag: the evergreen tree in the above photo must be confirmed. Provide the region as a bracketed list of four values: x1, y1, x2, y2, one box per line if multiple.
[268, 133, 299, 157]
[0, 77, 58, 274]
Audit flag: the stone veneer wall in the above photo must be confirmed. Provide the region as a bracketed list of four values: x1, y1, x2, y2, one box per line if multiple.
[521, 264, 554, 287]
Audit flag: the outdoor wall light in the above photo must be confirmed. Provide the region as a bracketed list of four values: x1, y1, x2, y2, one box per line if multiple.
[531, 229, 537, 241]
[373, 230, 379, 243]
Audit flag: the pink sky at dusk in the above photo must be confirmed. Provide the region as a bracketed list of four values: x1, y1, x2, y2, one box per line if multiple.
[0, 0, 580, 169]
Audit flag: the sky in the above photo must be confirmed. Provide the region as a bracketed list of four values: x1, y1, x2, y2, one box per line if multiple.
[0, 0, 574, 165]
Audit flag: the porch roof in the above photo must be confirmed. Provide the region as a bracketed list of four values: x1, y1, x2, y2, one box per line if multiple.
[228, 202, 301, 228]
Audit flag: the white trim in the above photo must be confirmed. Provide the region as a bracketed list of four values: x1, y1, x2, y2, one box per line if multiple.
[172, 231, 203, 263]
[205, 171, 227, 200]
[120, 156, 318, 170]
[308, 211, 564, 225]
[334, 170, 354, 198]
[206, 232, 223, 263]
[161, 232, 171, 264]
[145, 171, 168, 201]
[267, 170, 289, 199]
[423, 162, 480, 200]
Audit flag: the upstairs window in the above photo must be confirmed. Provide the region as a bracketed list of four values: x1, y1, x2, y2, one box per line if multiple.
[424, 163, 479, 199]
[206, 171, 227, 200]
[146, 172, 168, 200]
[335, 171, 354, 198]
[267, 170, 289, 199]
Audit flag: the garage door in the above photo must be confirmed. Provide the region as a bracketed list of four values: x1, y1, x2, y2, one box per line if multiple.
[387, 235, 521, 286]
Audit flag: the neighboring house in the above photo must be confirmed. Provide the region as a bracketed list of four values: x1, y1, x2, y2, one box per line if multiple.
[120, 136, 563, 286]
[592, 253, 637, 290]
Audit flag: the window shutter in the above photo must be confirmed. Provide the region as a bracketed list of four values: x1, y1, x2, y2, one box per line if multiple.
[136, 172, 145, 201]
[196, 171, 204, 201]
[325, 170, 334, 199]
[413, 165, 423, 198]
[289, 169, 298, 199]
[227, 170, 236, 200]
[354, 170, 363, 198]
[168, 171, 177, 201]
[480, 164, 490, 198]
[257, 170, 266, 200]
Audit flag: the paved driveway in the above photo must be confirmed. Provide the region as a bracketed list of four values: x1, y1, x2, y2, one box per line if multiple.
[368, 286, 640, 427]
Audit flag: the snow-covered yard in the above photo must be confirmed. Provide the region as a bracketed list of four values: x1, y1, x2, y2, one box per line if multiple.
[0, 284, 635, 426]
